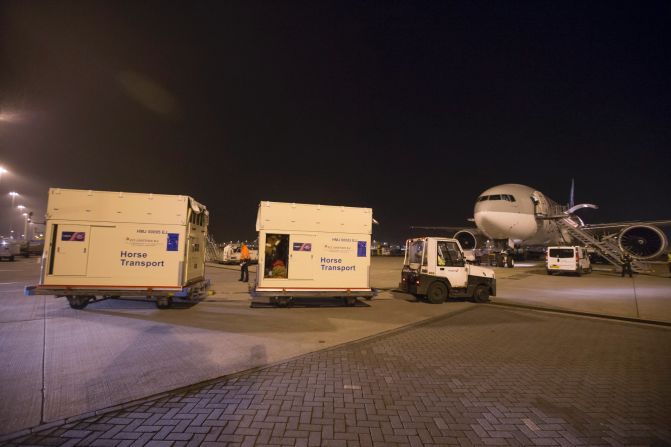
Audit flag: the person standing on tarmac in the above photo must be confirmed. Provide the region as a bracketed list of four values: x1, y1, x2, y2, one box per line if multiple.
[239, 243, 250, 282]
[620, 252, 633, 278]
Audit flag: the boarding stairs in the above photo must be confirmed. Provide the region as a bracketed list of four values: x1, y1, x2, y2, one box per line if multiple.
[555, 218, 652, 273]
[205, 234, 222, 263]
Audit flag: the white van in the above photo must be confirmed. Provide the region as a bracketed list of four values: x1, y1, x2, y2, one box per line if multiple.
[546, 246, 591, 276]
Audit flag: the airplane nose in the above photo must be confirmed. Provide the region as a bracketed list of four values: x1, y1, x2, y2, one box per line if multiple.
[475, 211, 508, 239]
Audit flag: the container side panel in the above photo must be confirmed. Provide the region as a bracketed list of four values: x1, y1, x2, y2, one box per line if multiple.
[288, 234, 315, 280]
[257, 232, 371, 289]
[184, 218, 207, 284]
[257, 201, 373, 234]
[46, 188, 189, 225]
[43, 221, 185, 288]
[86, 226, 117, 278]
[52, 225, 91, 276]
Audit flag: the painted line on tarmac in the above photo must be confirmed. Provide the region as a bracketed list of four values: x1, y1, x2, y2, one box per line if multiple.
[488, 301, 671, 327]
[0, 282, 18, 284]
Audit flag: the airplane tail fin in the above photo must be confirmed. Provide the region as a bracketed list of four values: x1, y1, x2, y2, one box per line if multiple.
[569, 178, 575, 209]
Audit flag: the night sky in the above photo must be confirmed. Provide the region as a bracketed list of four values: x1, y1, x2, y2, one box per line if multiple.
[1, 1, 670, 242]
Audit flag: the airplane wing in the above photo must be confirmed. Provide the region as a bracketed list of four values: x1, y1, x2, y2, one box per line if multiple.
[582, 220, 671, 230]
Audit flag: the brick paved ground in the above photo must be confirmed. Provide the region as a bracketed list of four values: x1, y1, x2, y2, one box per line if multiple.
[6, 306, 671, 446]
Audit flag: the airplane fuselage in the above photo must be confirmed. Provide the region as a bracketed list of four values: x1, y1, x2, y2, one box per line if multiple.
[473, 184, 566, 246]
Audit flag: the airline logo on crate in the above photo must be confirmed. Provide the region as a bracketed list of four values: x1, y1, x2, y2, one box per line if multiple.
[357, 241, 367, 257]
[167, 233, 179, 251]
[62, 231, 86, 242]
[293, 242, 312, 251]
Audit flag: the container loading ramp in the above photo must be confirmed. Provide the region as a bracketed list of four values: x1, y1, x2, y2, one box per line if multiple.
[205, 234, 222, 263]
[252, 201, 376, 307]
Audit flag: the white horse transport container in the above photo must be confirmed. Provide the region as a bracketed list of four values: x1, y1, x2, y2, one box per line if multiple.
[25, 188, 210, 309]
[253, 201, 375, 306]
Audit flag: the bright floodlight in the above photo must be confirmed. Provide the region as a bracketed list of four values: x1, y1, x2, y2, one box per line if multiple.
[9, 191, 19, 197]
[0, 167, 7, 174]
[17, 205, 25, 210]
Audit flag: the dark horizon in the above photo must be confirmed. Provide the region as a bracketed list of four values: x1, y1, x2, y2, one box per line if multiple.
[1, 1, 670, 242]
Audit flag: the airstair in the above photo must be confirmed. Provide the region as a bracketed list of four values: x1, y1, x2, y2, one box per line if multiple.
[205, 234, 221, 263]
[555, 218, 652, 273]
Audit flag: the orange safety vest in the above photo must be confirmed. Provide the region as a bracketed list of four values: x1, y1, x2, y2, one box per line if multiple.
[241, 245, 250, 260]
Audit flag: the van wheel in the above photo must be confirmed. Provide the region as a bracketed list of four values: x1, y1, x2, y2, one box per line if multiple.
[156, 297, 172, 309]
[343, 296, 357, 307]
[576, 267, 583, 277]
[506, 257, 514, 268]
[67, 295, 91, 310]
[546, 270, 553, 275]
[473, 285, 490, 303]
[427, 282, 448, 304]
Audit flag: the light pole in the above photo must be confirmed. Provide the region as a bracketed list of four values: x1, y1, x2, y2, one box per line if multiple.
[8, 192, 19, 234]
[22, 213, 28, 240]
[16, 205, 25, 240]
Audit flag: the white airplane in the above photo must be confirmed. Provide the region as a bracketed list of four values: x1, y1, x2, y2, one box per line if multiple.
[415, 183, 670, 266]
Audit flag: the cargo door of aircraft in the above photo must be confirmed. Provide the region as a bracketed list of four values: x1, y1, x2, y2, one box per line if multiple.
[288, 234, 315, 280]
[86, 226, 116, 278]
[52, 224, 91, 276]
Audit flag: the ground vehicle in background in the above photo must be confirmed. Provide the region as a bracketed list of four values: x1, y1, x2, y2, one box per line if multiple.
[1, 238, 21, 261]
[220, 242, 259, 264]
[20, 239, 45, 257]
[399, 237, 496, 304]
[25, 188, 210, 309]
[546, 246, 591, 275]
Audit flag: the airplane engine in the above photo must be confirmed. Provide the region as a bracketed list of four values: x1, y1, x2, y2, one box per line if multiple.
[453, 229, 488, 251]
[618, 225, 668, 259]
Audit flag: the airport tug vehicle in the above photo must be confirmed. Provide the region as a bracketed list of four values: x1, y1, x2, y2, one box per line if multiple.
[25, 188, 210, 309]
[400, 237, 496, 303]
[252, 201, 376, 307]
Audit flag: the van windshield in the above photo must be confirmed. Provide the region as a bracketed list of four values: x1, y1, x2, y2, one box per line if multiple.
[549, 248, 574, 258]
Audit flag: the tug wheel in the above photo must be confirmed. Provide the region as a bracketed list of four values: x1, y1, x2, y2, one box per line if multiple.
[427, 282, 448, 304]
[274, 296, 291, 308]
[155, 297, 173, 309]
[343, 296, 357, 307]
[67, 295, 91, 310]
[473, 285, 490, 303]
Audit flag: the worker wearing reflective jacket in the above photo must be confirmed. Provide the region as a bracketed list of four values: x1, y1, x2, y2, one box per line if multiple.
[239, 243, 250, 282]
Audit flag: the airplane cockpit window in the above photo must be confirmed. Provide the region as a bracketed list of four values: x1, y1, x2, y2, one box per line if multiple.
[479, 194, 515, 202]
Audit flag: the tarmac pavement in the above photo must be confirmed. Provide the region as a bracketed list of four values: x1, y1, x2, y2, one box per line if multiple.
[5, 305, 671, 446]
[1, 256, 670, 442]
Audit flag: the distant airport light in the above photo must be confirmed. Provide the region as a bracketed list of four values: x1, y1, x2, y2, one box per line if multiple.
[17, 205, 26, 210]
[9, 191, 18, 197]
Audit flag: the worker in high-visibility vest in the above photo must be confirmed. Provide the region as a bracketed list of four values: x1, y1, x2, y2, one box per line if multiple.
[620, 252, 633, 278]
[239, 243, 250, 282]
